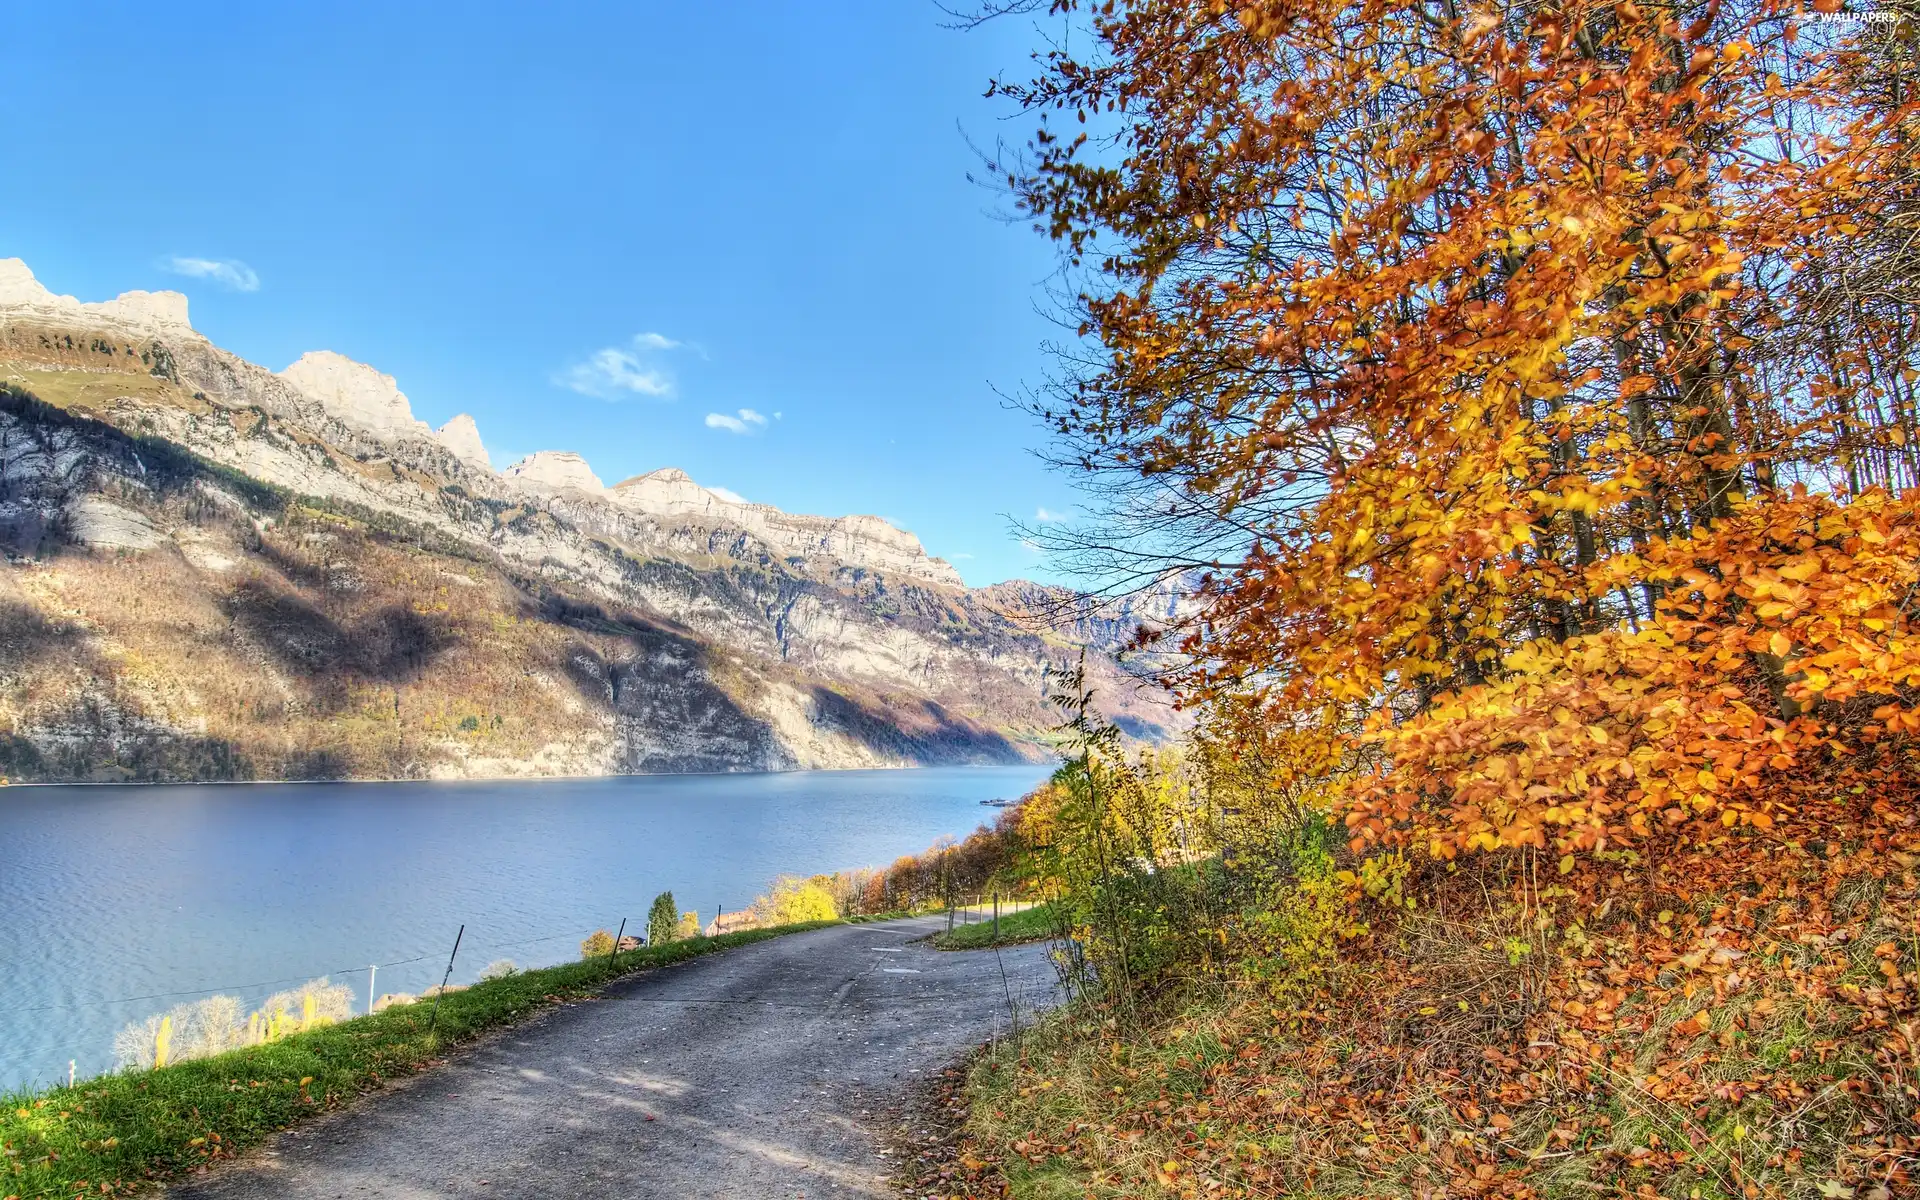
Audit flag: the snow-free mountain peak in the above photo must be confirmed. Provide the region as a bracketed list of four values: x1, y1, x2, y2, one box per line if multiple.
[278, 350, 432, 441]
[503, 450, 606, 494]
[0, 258, 196, 339]
[436, 413, 490, 470]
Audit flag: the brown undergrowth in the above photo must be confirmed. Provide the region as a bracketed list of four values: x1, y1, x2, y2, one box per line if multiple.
[957, 816, 1918, 1199]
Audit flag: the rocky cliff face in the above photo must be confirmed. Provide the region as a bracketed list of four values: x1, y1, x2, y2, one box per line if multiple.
[503, 450, 606, 495]
[0, 259, 1175, 782]
[0, 258, 196, 338]
[278, 350, 433, 441]
[434, 413, 490, 470]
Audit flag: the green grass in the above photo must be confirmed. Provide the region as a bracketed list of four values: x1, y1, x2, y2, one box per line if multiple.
[934, 902, 1060, 950]
[0, 921, 838, 1198]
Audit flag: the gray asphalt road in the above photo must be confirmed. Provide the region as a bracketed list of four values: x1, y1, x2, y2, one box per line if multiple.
[172, 917, 1058, 1199]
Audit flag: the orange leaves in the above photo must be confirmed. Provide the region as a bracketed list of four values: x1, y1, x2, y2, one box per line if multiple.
[1340, 487, 1920, 862]
[969, 808, 1918, 1197]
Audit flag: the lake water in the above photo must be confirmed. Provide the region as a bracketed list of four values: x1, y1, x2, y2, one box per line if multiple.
[0, 765, 1049, 1092]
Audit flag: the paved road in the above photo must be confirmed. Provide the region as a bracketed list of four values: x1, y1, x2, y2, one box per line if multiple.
[173, 918, 1058, 1199]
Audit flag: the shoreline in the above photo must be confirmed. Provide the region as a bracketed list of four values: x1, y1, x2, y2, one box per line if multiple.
[0, 758, 1058, 791]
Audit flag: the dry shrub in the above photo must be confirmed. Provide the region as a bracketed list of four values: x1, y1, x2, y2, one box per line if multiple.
[963, 828, 1920, 1199]
[113, 977, 354, 1070]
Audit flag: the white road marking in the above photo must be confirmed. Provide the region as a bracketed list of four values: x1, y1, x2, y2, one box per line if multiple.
[881, 968, 921, 974]
[870, 947, 904, 952]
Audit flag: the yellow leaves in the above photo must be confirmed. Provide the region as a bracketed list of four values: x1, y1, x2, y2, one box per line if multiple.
[1529, 486, 1602, 515]
[1339, 493, 1920, 860]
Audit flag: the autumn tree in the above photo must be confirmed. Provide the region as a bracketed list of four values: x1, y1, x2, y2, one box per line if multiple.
[579, 929, 615, 959]
[964, 4, 1920, 1195]
[998, 0, 1920, 859]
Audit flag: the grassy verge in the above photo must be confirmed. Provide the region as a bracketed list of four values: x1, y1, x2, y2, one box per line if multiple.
[953, 840, 1919, 1199]
[0, 921, 838, 1198]
[934, 902, 1060, 950]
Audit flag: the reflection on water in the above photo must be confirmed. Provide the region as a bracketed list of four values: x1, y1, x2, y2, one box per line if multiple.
[0, 765, 1049, 1090]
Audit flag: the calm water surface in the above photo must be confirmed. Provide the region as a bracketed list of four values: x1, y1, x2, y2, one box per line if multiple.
[0, 765, 1049, 1091]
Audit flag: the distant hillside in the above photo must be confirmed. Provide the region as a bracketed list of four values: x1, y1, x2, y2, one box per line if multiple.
[0, 259, 1179, 782]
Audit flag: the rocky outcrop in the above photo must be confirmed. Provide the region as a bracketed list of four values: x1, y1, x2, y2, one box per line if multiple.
[608, 469, 963, 586]
[610, 467, 723, 516]
[65, 496, 163, 551]
[279, 351, 433, 441]
[436, 414, 490, 470]
[0, 259, 197, 340]
[504, 450, 605, 495]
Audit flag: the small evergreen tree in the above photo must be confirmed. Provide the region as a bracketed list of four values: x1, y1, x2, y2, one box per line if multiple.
[647, 891, 678, 947]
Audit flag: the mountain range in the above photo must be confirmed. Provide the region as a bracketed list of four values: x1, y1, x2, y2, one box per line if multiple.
[0, 260, 1177, 782]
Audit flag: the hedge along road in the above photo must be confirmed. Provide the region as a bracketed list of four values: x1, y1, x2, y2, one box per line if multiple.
[170, 916, 1061, 1199]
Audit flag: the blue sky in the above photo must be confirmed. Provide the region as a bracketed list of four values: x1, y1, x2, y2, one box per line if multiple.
[1, 2, 1079, 585]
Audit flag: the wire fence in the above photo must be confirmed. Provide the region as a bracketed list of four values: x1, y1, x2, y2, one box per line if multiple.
[3, 902, 751, 1093]
[5, 888, 1051, 1093]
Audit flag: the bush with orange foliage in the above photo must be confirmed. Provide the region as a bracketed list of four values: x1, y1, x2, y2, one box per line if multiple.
[1350, 487, 1920, 862]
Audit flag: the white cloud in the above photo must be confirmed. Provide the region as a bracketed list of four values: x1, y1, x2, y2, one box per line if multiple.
[555, 333, 683, 399]
[708, 485, 748, 504]
[1034, 506, 1069, 523]
[949, 552, 975, 560]
[1019, 537, 1043, 553]
[159, 256, 259, 292]
[705, 408, 769, 434]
